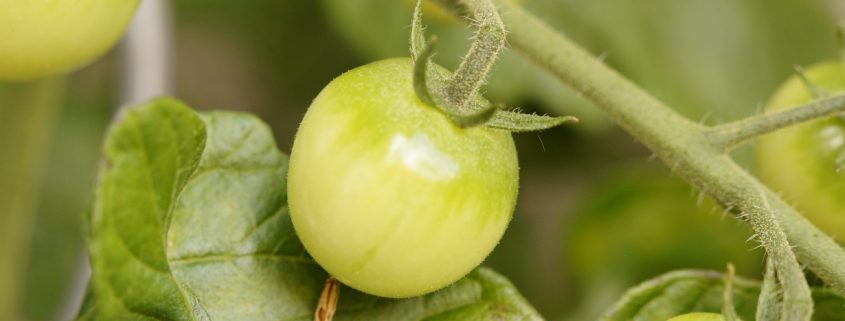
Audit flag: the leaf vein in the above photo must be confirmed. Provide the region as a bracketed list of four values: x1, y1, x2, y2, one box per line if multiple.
[169, 253, 316, 265]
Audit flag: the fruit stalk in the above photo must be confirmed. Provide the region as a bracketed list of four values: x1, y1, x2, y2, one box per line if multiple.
[722, 264, 740, 321]
[708, 93, 845, 151]
[314, 278, 340, 321]
[433, 0, 506, 111]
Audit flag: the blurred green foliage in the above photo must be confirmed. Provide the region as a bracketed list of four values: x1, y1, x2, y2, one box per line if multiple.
[564, 169, 761, 282]
[2, 0, 842, 320]
[561, 168, 762, 320]
[1, 78, 66, 321]
[1, 55, 122, 321]
[21, 64, 121, 321]
[170, 0, 360, 151]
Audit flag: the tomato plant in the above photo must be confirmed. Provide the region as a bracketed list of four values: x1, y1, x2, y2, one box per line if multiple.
[320, 0, 608, 130]
[0, 0, 139, 81]
[288, 58, 519, 298]
[7, 0, 845, 320]
[757, 61, 845, 239]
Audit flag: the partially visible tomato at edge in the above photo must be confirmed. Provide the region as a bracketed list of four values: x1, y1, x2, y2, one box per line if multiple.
[0, 0, 139, 81]
[287, 58, 519, 298]
[757, 61, 845, 239]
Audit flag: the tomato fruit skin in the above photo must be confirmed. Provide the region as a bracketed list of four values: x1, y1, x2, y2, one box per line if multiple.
[288, 58, 519, 298]
[666, 312, 726, 321]
[0, 0, 139, 81]
[757, 61, 845, 239]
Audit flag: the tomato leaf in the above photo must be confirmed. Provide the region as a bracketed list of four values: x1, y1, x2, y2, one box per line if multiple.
[601, 269, 845, 321]
[486, 110, 578, 132]
[77, 98, 542, 321]
[755, 260, 781, 321]
[84, 98, 208, 321]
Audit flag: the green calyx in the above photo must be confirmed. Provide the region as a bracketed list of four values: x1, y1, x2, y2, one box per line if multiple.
[409, 0, 577, 131]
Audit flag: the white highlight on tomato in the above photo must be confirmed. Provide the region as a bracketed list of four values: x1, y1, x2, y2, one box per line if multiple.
[387, 133, 459, 180]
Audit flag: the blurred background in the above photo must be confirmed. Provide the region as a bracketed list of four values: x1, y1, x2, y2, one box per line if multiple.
[1, 0, 843, 320]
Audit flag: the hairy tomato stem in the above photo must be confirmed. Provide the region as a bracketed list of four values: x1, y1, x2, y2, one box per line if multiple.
[709, 93, 845, 152]
[433, 0, 505, 112]
[435, 0, 845, 317]
[410, 0, 576, 131]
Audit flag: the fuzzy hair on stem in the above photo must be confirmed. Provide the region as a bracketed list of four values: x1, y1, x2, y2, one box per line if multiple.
[432, 0, 845, 319]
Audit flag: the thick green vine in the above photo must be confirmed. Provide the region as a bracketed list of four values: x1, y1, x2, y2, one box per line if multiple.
[436, 0, 845, 319]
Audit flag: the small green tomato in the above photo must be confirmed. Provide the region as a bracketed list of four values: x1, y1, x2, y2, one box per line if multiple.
[0, 0, 140, 81]
[666, 312, 726, 321]
[288, 58, 518, 298]
[757, 61, 845, 239]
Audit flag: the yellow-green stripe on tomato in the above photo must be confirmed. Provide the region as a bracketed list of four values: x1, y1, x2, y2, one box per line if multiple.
[757, 61, 845, 239]
[288, 58, 519, 298]
[0, 0, 139, 81]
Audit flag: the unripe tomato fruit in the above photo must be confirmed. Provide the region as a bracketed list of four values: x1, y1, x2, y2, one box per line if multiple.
[288, 58, 519, 298]
[757, 61, 845, 239]
[666, 312, 725, 321]
[0, 0, 140, 81]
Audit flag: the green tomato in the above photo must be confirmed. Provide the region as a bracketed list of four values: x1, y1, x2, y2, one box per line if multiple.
[666, 312, 725, 321]
[0, 0, 139, 81]
[757, 61, 845, 239]
[319, 0, 611, 132]
[288, 58, 519, 298]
